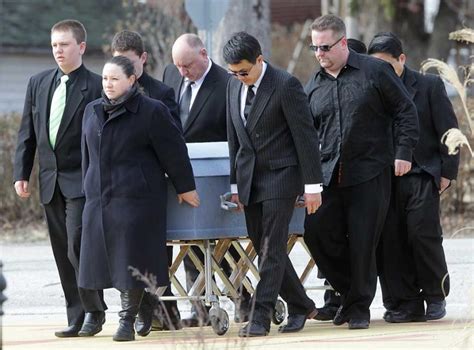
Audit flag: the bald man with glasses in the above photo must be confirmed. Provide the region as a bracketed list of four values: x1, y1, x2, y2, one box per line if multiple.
[303, 15, 419, 330]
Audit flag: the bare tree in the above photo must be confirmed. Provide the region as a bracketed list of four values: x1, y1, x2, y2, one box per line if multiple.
[209, 0, 271, 66]
[105, 0, 195, 76]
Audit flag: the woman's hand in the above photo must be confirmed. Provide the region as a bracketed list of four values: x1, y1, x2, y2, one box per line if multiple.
[178, 190, 200, 207]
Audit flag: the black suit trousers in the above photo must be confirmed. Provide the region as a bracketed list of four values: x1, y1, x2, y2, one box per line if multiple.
[304, 167, 391, 321]
[44, 184, 106, 326]
[378, 173, 449, 313]
[245, 198, 315, 328]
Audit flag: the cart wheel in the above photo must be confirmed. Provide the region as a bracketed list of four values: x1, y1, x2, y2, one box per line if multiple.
[209, 307, 229, 336]
[272, 299, 286, 325]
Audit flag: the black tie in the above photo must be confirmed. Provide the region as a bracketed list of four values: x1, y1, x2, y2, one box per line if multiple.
[179, 81, 194, 126]
[244, 85, 255, 120]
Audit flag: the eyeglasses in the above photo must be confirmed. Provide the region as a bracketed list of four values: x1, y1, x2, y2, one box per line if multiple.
[309, 36, 344, 52]
[227, 64, 255, 77]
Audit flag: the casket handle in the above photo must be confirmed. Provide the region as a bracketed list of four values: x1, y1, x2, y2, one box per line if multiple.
[220, 192, 239, 211]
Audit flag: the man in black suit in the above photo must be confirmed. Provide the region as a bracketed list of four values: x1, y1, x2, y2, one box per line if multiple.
[162, 33, 252, 327]
[13, 19, 106, 337]
[304, 15, 419, 330]
[111, 30, 182, 335]
[112, 30, 180, 130]
[368, 32, 459, 322]
[224, 32, 323, 337]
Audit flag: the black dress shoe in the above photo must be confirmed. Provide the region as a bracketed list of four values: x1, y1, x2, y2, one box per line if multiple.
[181, 313, 211, 327]
[54, 324, 82, 338]
[385, 310, 426, 323]
[383, 309, 393, 321]
[78, 311, 106, 337]
[332, 306, 347, 326]
[348, 319, 369, 329]
[426, 300, 446, 321]
[314, 306, 338, 321]
[238, 321, 268, 337]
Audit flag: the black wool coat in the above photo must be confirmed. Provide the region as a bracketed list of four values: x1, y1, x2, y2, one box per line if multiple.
[79, 93, 195, 290]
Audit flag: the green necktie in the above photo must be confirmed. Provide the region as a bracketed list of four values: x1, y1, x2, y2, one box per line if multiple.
[49, 74, 69, 148]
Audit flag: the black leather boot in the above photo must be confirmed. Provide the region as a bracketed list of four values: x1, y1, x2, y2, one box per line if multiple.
[113, 289, 144, 342]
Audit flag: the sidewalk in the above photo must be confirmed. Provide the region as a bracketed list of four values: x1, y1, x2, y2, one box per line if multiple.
[1, 239, 473, 349]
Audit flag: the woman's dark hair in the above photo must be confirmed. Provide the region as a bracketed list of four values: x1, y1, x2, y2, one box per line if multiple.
[223, 31, 262, 64]
[368, 32, 403, 58]
[105, 55, 136, 77]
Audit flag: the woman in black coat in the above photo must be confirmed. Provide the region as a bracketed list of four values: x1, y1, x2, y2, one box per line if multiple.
[79, 56, 199, 341]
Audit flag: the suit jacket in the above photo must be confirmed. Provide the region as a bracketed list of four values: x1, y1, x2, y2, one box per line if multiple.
[162, 61, 229, 142]
[227, 63, 323, 206]
[138, 71, 181, 130]
[402, 67, 459, 186]
[13, 65, 102, 204]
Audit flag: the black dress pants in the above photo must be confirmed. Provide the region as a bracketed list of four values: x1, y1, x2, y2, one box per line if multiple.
[378, 173, 449, 313]
[304, 167, 391, 321]
[245, 198, 315, 329]
[43, 184, 106, 326]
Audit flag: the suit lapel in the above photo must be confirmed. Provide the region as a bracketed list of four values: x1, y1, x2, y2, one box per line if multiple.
[230, 80, 252, 146]
[184, 65, 216, 132]
[55, 70, 86, 144]
[245, 65, 275, 134]
[403, 67, 417, 101]
[39, 70, 57, 148]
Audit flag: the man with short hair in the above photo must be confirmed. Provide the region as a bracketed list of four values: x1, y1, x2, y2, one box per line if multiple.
[111, 30, 180, 128]
[314, 37, 366, 322]
[304, 15, 419, 329]
[111, 29, 182, 335]
[368, 32, 459, 322]
[13, 19, 106, 337]
[163, 33, 251, 327]
[224, 31, 323, 337]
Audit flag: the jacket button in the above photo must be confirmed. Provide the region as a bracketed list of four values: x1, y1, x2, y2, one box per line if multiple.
[256, 133, 260, 138]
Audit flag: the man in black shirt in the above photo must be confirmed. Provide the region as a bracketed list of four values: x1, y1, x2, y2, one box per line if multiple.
[304, 15, 419, 329]
[368, 32, 459, 323]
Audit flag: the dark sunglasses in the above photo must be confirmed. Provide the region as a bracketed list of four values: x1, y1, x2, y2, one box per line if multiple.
[227, 64, 255, 77]
[309, 36, 344, 52]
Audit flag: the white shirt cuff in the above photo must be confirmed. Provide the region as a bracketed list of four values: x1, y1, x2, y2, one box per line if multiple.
[305, 184, 323, 194]
[231, 184, 238, 194]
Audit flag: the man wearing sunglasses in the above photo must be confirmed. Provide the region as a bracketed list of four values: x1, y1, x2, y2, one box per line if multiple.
[303, 15, 419, 330]
[224, 32, 323, 337]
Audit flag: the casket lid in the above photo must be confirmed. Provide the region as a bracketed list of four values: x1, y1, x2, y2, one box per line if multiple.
[186, 142, 229, 159]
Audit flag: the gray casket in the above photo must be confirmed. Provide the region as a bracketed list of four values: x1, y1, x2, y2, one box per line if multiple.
[166, 142, 305, 240]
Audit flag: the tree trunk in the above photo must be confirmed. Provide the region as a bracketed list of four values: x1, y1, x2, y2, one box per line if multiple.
[207, 0, 271, 66]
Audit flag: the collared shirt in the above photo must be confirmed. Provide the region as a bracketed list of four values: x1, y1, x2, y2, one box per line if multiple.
[239, 61, 267, 123]
[180, 58, 212, 111]
[305, 51, 418, 187]
[47, 64, 84, 117]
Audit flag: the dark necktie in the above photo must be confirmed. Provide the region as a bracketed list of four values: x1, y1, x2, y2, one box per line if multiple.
[244, 85, 255, 120]
[179, 81, 194, 126]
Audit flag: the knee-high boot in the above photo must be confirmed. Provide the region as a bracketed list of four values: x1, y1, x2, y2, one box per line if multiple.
[113, 289, 144, 341]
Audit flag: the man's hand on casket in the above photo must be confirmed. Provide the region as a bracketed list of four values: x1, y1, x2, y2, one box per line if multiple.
[304, 193, 322, 215]
[178, 190, 201, 207]
[231, 194, 244, 211]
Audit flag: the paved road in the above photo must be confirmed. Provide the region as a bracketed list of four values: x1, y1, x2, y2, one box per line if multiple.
[1, 238, 473, 349]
